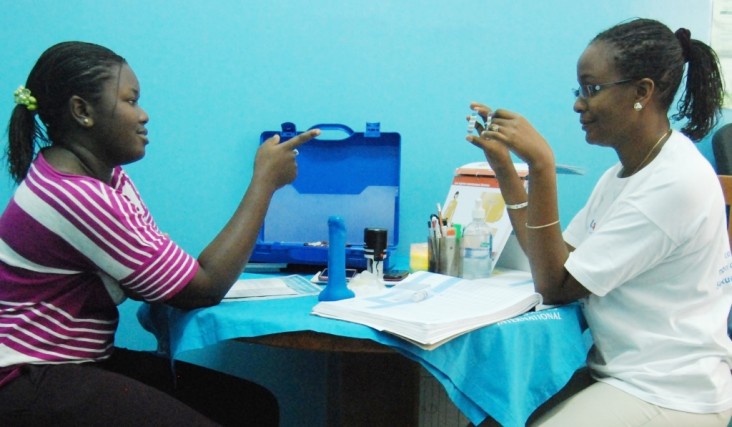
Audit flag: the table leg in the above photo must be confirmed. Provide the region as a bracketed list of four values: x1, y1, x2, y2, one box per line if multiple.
[326, 352, 420, 427]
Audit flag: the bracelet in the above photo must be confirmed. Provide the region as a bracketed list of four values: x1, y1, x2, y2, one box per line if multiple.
[506, 201, 528, 210]
[525, 219, 560, 229]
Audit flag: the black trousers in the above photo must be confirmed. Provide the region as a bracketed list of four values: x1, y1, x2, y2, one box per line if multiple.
[0, 348, 279, 427]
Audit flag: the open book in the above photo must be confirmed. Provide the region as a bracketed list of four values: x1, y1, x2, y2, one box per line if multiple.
[311, 269, 541, 350]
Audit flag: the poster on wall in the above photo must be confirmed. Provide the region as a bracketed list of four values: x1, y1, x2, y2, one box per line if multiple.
[712, 0, 732, 108]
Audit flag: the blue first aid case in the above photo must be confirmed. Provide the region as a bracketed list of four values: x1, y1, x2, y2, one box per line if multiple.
[250, 122, 401, 269]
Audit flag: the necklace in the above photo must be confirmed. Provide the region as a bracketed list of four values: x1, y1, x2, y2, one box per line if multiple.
[627, 128, 672, 176]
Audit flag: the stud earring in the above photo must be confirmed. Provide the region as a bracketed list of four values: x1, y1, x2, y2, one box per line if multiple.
[83, 118, 89, 125]
[633, 102, 643, 111]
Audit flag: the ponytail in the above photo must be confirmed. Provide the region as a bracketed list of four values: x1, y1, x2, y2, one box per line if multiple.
[673, 36, 725, 141]
[7, 102, 49, 183]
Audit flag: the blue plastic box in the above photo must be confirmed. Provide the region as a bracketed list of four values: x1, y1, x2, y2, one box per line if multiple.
[250, 123, 401, 269]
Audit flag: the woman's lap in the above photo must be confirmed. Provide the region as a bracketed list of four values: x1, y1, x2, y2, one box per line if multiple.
[530, 375, 732, 427]
[0, 348, 279, 427]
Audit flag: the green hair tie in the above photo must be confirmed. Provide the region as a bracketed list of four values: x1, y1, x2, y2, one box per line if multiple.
[13, 86, 38, 111]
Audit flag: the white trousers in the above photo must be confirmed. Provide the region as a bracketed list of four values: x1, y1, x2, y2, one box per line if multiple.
[531, 378, 732, 427]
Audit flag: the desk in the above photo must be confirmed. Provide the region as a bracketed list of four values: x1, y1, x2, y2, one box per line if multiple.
[242, 331, 421, 426]
[139, 285, 589, 427]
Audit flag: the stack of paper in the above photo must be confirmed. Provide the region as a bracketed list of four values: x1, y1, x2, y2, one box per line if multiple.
[224, 275, 322, 300]
[312, 269, 541, 350]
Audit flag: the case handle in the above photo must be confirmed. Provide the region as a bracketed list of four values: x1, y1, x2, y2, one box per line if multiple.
[309, 123, 354, 140]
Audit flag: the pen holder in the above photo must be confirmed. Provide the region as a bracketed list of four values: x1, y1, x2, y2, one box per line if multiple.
[427, 235, 461, 277]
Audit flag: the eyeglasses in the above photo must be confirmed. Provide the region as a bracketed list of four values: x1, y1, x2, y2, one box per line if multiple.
[573, 79, 633, 99]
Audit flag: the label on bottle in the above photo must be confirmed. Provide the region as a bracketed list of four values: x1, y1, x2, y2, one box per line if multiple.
[461, 234, 493, 280]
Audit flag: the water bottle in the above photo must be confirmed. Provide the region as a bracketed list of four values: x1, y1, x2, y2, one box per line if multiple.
[461, 199, 494, 279]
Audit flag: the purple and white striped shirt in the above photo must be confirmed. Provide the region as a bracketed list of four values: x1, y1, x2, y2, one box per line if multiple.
[0, 153, 198, 384]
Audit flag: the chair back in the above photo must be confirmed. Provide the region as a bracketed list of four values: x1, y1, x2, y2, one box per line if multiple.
[719, 175, 732, 248]
[713, 124, 732, 175]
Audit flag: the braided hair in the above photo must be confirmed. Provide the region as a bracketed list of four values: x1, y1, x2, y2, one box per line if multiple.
[6, 42, 126, 183]
[593, 18, 724, 142]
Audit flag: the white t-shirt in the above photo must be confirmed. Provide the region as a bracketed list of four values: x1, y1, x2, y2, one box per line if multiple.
[564, 131, 732, 413]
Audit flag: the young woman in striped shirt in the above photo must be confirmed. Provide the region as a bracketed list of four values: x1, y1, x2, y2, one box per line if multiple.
[0, 41, 319, 426]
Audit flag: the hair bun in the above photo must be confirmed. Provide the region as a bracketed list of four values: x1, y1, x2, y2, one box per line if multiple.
[675, 28, 691, 62]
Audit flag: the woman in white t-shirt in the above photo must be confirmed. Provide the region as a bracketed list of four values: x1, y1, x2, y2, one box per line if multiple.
[467, 18, 732, 427]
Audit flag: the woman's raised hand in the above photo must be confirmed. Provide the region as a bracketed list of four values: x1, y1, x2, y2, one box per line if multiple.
[466, 102, 554, 174]
[253, 128, 320, 191]
[466, 102, 512, 171]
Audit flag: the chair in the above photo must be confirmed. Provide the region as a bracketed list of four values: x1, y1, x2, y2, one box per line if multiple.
[713, 124, 732, 175]
[719, 175, 732, 247]
[721, 176, 732, 340]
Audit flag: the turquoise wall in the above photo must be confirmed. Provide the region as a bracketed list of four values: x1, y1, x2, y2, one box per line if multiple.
[0, 1, 718, 425]
[0, 1, 718, 263]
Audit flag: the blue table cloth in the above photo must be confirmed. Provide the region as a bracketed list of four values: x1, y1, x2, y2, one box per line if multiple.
[138, 292, 589, 427]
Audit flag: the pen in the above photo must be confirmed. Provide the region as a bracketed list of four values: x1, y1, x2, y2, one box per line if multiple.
[429, 217, 441, 272]
[436, 203, 446, 236]
[430, 215, 442, 237]
[431, 217, 441, 238]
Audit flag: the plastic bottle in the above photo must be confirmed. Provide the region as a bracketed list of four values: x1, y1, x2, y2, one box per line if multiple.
[461, 199, 494, 279]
